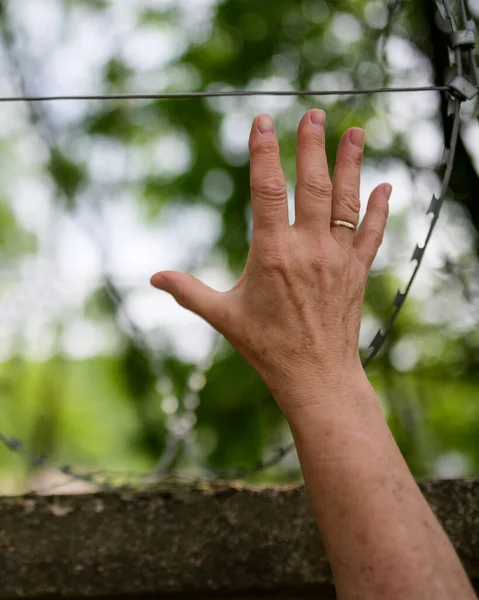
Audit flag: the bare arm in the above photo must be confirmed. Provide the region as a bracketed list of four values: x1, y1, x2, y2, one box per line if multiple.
[282, 371, 474, 599]
[151, 109, 476, 599]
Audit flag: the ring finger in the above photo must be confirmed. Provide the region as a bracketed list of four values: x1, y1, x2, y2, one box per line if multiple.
[331, 128, 365, 250]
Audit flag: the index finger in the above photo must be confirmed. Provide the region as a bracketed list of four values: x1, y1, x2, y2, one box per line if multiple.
[249, 115, 289, 235]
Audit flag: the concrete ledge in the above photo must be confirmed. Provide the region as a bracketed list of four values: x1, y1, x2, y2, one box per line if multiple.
[0, 478, 478, 599]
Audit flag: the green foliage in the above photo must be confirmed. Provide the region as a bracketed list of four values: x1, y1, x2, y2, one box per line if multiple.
[0, 201, 36, 256]
[47, 150, 85, 206]
[197, 350, 282, 469]
[0, 0, 478, 492]
[87, 108, 137, 141]
[63, 0, 108, 8]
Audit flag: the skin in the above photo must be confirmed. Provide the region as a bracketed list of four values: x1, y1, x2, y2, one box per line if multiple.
[151, 109, 476, 599]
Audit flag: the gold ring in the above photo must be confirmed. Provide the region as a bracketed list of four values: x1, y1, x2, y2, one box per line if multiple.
[330, 219, 357, 233]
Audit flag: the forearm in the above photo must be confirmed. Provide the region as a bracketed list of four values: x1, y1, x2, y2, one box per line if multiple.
[279, 367, 475, 600]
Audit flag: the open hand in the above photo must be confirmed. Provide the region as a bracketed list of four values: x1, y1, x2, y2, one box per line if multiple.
[151, 109, 391, 414]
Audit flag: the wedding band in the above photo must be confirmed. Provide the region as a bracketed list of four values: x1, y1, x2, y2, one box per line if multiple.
[330, 219, 357, 233]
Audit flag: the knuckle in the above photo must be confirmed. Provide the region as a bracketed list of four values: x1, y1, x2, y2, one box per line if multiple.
[301, 176, 332, 199]
[311, 241, 348, 276]
[262, 248, 292, 279]
[214, 296, 235, 330]
[369, 227, 384, 248]
[349, 151, 363, 168]
[251, 175, 286, 200]
[310, 249, 335, 275]
[263, 244, 289, 268]
[378, 201, 389, 219]
[299, 128, 325, 150]
[340, 145, 364, 169]
[311, 253, 329, 273]
[338, 185, 360, 215]
[174, 286, 188, 308]
[249, 137, 279, 157]
[267, 255, 289, 274]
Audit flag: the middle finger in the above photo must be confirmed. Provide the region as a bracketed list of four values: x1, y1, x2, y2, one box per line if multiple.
[295, 109, 332, 234]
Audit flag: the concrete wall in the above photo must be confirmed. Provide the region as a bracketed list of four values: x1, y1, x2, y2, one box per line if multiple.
[0, 479, 478, 599]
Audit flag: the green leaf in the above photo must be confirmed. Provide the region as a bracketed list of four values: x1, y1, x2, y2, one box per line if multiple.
[47, 150, 85, 205]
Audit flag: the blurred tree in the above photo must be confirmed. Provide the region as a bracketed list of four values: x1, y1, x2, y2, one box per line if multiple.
[0, 0, 477, 492]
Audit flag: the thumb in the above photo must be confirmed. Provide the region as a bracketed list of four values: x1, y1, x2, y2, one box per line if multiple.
[151, 270, 225, 328]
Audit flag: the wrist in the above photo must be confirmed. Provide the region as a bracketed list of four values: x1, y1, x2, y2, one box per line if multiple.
[273, 361, 376, 425]
[282, 370, 387, 474]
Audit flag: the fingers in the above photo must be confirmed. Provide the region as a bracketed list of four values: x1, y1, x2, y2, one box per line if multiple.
[249, 115, 289, 235]
[331, 128, 365, 250]
[151, 271, 226, 332]
[295, 109, 332, 232]
[354, 184, 392, 269]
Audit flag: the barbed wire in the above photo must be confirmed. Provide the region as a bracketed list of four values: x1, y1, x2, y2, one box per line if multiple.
[364, 0, 476, 366]
[0, 0, 478, 491]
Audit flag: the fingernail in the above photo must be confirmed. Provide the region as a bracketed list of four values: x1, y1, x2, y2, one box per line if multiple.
[350, 128, 365, 148]
[257, 115, 274, 134]
[310, 109, 326, 125]
[383, 183, 392, 200]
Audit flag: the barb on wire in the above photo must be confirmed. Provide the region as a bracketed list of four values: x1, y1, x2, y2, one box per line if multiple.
[204, 441, 297, 481]
[0, 430, 114, 493]
[458, 0, 479, 87]
[0, 85, 456, 103]
[363, 0, 477, 367]
[0, 0, 478, 487]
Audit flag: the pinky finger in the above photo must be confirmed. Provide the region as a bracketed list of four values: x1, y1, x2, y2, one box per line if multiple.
[353, 183, 391, 269]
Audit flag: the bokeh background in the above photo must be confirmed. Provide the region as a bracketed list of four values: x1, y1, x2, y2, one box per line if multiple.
[0, 0, 478, 494]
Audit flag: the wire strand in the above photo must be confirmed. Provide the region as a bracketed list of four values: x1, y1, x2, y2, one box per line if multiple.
[0, 84, 454, 102]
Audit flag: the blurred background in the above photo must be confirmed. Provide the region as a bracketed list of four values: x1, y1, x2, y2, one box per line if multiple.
[0, 0, 478, 494]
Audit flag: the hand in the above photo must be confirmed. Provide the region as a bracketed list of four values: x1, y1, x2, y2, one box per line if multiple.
[151, 109, 391, 415]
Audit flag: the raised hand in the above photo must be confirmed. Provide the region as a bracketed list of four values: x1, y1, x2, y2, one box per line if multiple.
[151, 109, 391, 414]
